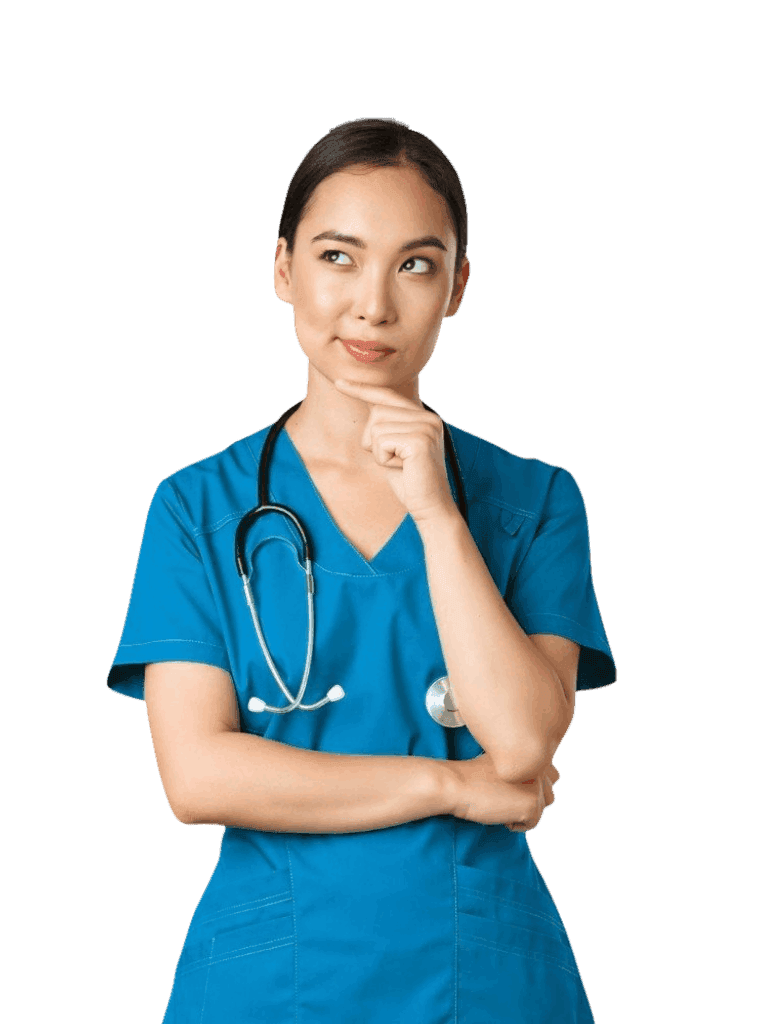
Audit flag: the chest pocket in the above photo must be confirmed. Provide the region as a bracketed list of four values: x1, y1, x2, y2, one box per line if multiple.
[467, 502, 532, 607]
[500, 509, 525, 536]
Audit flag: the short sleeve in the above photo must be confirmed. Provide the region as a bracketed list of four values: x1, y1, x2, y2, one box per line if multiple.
[107, 478, 231, 700]
[505, 468, 616, 691]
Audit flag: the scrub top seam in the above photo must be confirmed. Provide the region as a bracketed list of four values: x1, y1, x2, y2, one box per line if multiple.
[284, 836, 300, 1024]
[193, 508, 265, 537]
[451, 816, 458, 1024]
[117, 638, 229, 651]
[521, 612, 608, 645]
[166, 478, 195, 529]
[478, 497, 537, 520]
[313, 560, 426, 579]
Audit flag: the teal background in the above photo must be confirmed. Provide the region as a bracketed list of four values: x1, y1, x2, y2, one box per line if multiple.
[4, 3, 758, 1021]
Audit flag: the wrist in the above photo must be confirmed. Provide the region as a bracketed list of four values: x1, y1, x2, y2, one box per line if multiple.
[432, 759, 463, 816]
[413, 505, 466, 541]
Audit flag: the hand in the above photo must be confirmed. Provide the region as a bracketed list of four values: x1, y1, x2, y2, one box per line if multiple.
[333, 379, 457, 523]
[506, 761, 560, 833]
[444, 754, 560, 833]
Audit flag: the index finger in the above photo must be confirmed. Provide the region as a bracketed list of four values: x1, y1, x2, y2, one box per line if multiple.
[334, 379, 422, 410]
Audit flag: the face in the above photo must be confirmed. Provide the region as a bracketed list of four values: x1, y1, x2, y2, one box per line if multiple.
[274, 163, 469, 390]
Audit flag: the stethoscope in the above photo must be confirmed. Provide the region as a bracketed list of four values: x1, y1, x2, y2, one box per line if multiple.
[234, 400, 469, 728]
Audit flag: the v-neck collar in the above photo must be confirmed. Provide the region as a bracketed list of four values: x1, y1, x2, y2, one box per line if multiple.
[277, 425, 421, 575]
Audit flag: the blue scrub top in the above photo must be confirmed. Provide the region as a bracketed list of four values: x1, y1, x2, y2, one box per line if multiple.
[108, 420, 616, 1024]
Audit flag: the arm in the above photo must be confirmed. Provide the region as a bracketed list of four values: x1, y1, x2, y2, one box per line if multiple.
[416, 509, 573, 783]
[145, 661, 454, 833]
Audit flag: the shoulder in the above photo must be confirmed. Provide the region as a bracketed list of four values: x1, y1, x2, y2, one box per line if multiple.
[151, 425, 273, 536]
[445, 421, 582, 525]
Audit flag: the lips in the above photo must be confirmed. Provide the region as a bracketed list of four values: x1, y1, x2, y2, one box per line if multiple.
[341, 338, 394, 353]
[341, 340, 393, 363]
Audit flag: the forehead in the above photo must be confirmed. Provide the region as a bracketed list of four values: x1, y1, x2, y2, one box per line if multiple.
[296, 164, 456, 250]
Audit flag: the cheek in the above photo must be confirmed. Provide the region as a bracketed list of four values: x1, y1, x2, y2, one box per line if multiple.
[294, 274, 341, 322]
[407, 280, 448, 311]
[409, 284, 451, 326]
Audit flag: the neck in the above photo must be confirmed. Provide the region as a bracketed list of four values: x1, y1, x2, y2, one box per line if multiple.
[285, 363, 422, 469]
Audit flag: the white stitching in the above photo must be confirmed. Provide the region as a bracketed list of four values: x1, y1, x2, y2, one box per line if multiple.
[458, 885, 563, 931]
[117, 639, 228, 650]
[521, 613, 608, 644]
[459, 934, 578, 977]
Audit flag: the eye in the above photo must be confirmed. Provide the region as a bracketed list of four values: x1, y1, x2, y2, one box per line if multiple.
[401, 256, 436, 275]
[319, 249, 353, 266]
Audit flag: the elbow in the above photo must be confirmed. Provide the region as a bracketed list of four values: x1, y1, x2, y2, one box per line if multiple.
[167, 735, 232, 826]
[169, 791, 198, 825]
[167, 775, 206, 825]
[170, 765, 224, 826]
[494, 704, 573, 784]
[494, 743, 553, 785]
[161, 751, 215, 825]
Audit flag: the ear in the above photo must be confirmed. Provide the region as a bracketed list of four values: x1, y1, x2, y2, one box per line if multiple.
[274, 237, 294, 304]
[445, 256, 470, 318]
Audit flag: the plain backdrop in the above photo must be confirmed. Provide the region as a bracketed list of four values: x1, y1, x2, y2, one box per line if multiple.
[2, 2, 761, 1021]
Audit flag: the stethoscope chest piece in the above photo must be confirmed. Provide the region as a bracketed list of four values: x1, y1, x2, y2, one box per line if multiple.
[425, 676, 465, 728]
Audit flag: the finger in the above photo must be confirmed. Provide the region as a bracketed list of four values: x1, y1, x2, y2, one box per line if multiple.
[372, 430, 446, 466]
[367, 408, 436, 422]
[365, 419, 440, 451]
[335, 379, 423, 411]
[371, 432, 439, 467]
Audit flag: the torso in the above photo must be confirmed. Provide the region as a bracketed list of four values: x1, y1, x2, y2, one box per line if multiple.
[285, 423, 408, 563]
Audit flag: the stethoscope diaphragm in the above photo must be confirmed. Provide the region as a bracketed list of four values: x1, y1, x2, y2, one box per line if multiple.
[425, 676, 465, 728]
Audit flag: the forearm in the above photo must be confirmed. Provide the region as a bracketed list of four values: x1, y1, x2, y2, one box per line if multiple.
[416, 509, 568, 781]
[180, 731, 453, 833]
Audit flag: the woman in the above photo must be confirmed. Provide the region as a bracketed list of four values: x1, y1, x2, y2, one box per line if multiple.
[108, 118, 616, 1023]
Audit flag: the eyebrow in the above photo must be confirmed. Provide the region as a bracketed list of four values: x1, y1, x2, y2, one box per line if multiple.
[310, 230, 447, 253]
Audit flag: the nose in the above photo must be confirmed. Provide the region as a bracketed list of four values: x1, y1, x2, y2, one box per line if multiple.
[352, 267, 397, 326]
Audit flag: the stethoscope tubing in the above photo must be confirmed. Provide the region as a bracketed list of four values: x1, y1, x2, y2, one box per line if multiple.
[235, 400, 468, 715]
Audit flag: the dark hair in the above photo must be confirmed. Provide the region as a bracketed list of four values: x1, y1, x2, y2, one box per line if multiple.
[278, 118, 467, 275]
